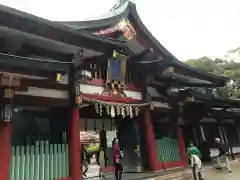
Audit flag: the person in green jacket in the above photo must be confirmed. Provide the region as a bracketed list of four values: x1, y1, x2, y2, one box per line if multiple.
[187, 142, 202, 158]
[187, 142, 204, 180]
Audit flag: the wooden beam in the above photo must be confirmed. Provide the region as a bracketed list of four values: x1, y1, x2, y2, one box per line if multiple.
[20, 78, 68, 91]
[8, 95, 68, 107]
[0, 65, 56, 78]
[0, 53, 73, 74]
[18, 44, 74, 62]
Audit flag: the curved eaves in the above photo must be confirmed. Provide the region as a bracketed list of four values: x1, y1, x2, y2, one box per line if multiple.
[171, 60, 229, 85]
[126, 2, 229, 86]
[155, 72, 220, 88]
[189, 89, 240, 107]
[57, 1, 229, 86]
[0, 4, 129, 54]
[57, 2, 130, 30]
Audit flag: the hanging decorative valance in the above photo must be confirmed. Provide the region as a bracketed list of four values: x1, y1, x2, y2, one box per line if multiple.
[75, 49, 150, 118]
[75, 92, 150, 118]
[83, 93, 150, 118]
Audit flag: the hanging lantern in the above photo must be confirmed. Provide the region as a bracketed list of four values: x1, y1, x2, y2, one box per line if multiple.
[4, 88, 14, 98]
[74, 49, 92, 83]
[150, 103, 155, 110]
[1, 105, 12, 122]
[56, 73, 62, 83]
[75, 69, 92, 83]
[113, 50, 117, 58]
[167, 87, 179, 97]
[75, 94, 82, 105]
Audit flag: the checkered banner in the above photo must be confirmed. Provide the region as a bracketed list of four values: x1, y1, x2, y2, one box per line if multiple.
[106, 51, 126, 86]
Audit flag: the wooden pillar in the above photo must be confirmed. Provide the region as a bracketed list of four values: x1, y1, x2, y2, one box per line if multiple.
[237, 125, 240, 142]
[177, 125, 188, 166]
[173, 104, 187, 166]
[200, 125, 206, 141]
[222, 126, 235, 160]
[193, 125, 199, 146]
[0, 122, 12, 180]
[68, 68, 81, 180]
[0, 87, 14, 180]
[218, 125, 224, 143]
[143, 108, 158, 171]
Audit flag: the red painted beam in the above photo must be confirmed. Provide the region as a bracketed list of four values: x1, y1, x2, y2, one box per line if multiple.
[85, 78, 139, 91]
[84, 93, 141, 103]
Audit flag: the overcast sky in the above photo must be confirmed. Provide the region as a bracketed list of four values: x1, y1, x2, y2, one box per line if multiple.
[0, 0, 240, 60]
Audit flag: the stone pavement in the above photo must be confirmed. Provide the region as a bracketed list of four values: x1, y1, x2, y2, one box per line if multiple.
[204, 162, 240, 180]
[83, 167, 191, 180]
[84, 160, 240, 180]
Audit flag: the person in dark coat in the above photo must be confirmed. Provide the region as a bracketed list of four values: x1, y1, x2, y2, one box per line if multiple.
[215, 138, 232, 173]
[113, 138, 123, 180]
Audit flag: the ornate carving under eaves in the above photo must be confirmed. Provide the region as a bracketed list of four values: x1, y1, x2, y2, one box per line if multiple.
[74, 50, 148, 118]
[72, 49, 84, 65]
[94, 20, 136, 41]
[102, 83, 127, 97]
[118, 20, 136, 40]
[164, 66, 174, 73]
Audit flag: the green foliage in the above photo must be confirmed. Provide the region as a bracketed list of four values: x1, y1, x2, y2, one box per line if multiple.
[184, 56, 240, 99]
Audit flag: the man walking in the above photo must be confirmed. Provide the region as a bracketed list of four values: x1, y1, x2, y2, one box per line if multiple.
[187, 142, 204, 180]
[215, 138, 232, 173]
